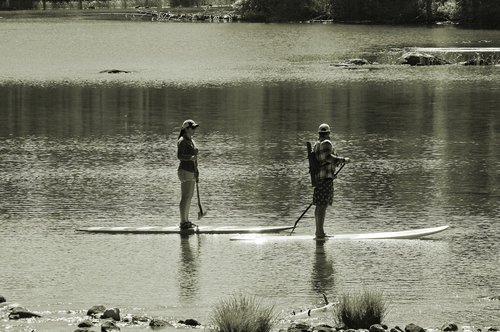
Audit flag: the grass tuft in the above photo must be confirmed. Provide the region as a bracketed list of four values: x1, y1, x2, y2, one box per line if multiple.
[210, 293, 277, 332]
[334, 289, 389, 329]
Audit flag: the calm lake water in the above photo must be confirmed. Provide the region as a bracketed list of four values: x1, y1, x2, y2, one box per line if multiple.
[0, 18, 499, 331]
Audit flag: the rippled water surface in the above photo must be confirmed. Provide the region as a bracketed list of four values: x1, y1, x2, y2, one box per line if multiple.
[0, 18, 499, 331]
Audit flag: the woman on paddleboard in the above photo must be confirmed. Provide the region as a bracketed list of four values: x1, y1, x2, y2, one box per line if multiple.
[312, 123, 350, 239]
[177, 119, 199, 230]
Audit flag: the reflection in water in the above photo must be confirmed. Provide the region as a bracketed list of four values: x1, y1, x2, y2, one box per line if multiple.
[177, 235, 201, 302]
[311, 241, 335, 296]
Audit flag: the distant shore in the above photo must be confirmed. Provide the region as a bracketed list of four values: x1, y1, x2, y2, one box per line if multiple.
[0, 6, 237, 21]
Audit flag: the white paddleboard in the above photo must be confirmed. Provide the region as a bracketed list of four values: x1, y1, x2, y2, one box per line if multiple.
[230, 225, 449, 241]
[76, 225, 294, 235]
[412, 47, 500, 53]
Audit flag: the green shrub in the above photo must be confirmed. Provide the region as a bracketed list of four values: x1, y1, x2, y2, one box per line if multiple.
[210, 293, 277, 332]
[334, 289, 389, 329]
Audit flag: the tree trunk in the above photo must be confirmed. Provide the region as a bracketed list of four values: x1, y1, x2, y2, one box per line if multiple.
[425, 0, 432, 22]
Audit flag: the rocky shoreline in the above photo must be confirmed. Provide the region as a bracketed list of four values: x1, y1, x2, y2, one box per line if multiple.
[1, 295, 499, 332]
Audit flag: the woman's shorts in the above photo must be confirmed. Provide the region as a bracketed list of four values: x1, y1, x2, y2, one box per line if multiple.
[178, 169, 196, 183]
[313, 178, 334, 206]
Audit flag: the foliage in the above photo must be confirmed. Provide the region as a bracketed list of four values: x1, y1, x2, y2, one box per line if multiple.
[435, 0, 460, 21]
[455, 0, 500, 28]
[334, 289, 389, 329]
[330, 0, 424, 23]
[210, 293, 277, 332]
[235, 0, 320, 22]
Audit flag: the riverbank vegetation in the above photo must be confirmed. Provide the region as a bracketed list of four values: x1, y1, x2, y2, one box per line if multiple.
[210, 293, 277, 332]
[1, 0, 499, 28]
[234, 0, 500, 27]
[334, 289, 389, 329]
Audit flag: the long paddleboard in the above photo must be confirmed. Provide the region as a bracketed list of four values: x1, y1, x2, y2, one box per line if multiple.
[230, 225, 449, 241]
[76, 225, 294, 235]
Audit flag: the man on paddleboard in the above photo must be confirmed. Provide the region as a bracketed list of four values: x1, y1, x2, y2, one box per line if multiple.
[177, 119, 200, 230]
[312, 123, 350, 238]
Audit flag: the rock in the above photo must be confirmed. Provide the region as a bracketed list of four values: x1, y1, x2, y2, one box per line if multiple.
[178, 318, 200, 326]
[74, 329, 96, 332]
[313, 324, 335, 332]
[391, 326, 404, 332]
[101, 320, 120, 332]
[347, 58, 371, 65]
[102, 308, 120, 321]
[487, 328, 499, 332]
[405, 323, 425, 332]
[401, 52, 450, 66]
[123, 314, 151, 324]
[462, 58, 493, 66]
[442, 323, 459, 331]
[0, 295, 6, 303]
[288, 322, 311, 332]
[370, 324, 387, 332]
[78, 320, 94, 328]
[8, 306, 42, 319]
[87, 305, 106, 317]
[331, 58, 372, 67]
[149, 318, 173, 328]
[99, 69, 130, 74]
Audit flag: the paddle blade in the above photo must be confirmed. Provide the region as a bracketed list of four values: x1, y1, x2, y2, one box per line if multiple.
[197, 208, 207, 220]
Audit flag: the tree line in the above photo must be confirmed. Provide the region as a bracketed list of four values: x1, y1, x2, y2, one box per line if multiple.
[1, 0, 499, 28]
[236, 0, 499, 28]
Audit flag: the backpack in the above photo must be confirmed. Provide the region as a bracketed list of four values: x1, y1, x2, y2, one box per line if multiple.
[307, 142, 320, 187]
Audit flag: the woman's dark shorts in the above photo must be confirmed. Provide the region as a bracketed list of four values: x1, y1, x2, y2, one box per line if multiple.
[313, 178, 334, 206]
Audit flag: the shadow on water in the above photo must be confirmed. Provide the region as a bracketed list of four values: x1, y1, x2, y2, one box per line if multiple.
[177, 235, 201, 302]
[311, 241, 335, 296]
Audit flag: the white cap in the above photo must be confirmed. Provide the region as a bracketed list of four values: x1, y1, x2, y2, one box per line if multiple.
[182, 119, 199, 129]
[318, 123, 330, 133]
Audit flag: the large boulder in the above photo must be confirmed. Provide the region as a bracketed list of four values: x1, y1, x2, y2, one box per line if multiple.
[0, 295, 6, 303]
[102, 308, 120, 321]
[149, 318, 173, 328]
[405, 323, 425, 332]
[101, 320, 120, 331]
[78, 319, 95, 328]
[401, 52, 450, 66]
[442, 323, 459, 331]
[8, 306, 42, 320]
[178, 318, 200, 326]
[99, 69, 130, 74]
[87, 305, 107, 317]
[461, 58, 493, 66]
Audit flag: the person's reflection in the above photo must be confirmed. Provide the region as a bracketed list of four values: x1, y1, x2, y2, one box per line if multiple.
[311, 240, 335, 295]
[177, 235, 201, 301]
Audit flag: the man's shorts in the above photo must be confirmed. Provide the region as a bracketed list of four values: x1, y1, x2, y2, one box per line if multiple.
[313, 178, 334, 206]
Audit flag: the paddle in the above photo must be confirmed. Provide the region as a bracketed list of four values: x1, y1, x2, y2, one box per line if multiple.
[289, 161, 346, 235]
[196, 182, 205, 220]
[194, 160, 206, 220]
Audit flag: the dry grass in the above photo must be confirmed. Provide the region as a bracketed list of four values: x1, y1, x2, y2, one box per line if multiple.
[210, 293, 277, 332]
[334, 289, 389, 329]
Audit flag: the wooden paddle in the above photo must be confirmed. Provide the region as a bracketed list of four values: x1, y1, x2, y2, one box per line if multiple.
[196, 182, 206, 220]
[289, 159, 347, 235]
[194, 160, 206, 220]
